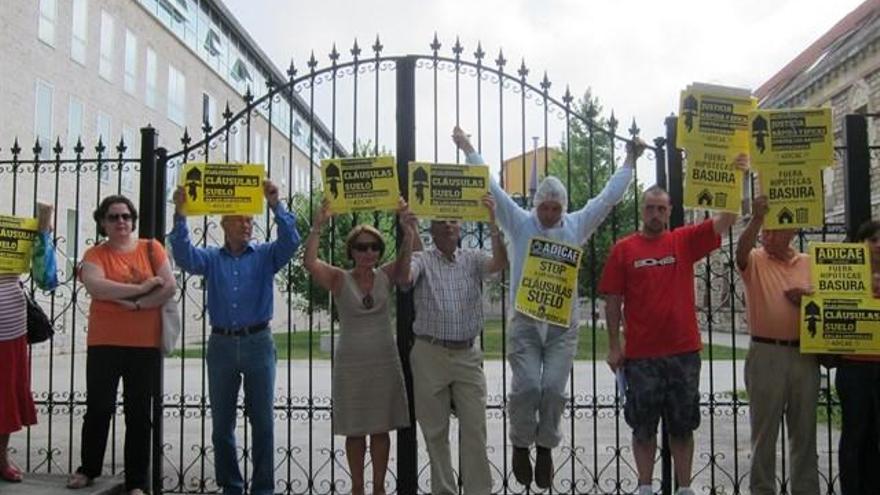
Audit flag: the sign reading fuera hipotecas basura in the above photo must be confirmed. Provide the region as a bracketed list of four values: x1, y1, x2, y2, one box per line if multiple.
[750, 108, 833, 168]
[0, 215, 39, 274]
[809, 242, 873, 298]
[683, 145, 743, 213]
[408, 163, 489, 221]
[515, 237, 583, 327]
[800, 296, 880, 355]
[676, 84, 755, 152]
[321, 156, 400, 213]
[179, 163, 265, 216]
[758, 164, 824, 229]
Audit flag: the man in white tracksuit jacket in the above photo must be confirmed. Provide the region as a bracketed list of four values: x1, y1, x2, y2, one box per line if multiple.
[452, 127, 644, 489]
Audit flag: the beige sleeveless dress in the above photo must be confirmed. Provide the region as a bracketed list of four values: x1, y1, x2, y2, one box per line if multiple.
[332, 268, 410, 436]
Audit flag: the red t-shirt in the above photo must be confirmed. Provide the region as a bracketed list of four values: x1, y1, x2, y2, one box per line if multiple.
[599, 220, 720, 359]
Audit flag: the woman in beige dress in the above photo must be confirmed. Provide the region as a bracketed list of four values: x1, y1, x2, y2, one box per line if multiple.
[303, 199, 416, 495]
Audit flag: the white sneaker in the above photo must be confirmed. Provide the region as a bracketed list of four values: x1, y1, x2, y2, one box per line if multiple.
[676, 487, 696, 495]
[638, 485, 653, 495]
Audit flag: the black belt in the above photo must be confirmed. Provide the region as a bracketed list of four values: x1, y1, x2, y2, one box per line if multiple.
[212, 322, 269, 336]
[752, 336, 800, 347]
[415, 334, 475, 350]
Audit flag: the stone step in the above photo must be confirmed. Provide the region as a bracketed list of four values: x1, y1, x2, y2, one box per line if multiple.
[1, 473, 125, 495]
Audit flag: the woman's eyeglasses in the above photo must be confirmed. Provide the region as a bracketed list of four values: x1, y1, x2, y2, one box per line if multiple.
[105, 213, 133, 222]
[352, 242, 381, 253]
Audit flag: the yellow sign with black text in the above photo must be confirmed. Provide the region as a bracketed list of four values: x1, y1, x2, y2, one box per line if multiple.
[809, 242, 873, 298]
[676, 84, 756, 153]
[800, 296, 880, 355]
[749, 108, 833, 169]
[408, 163, 489, 222]
[515, 237, 583, 327]
[321, 156, 400, 213]
[682, 145, 744, 213]
[179, 163, 265, 216]
[0, 215, 39, 274]
[758, 165, 824, 229]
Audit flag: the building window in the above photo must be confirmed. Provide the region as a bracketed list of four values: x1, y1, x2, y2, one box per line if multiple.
[231, 58, 252, 85]
[70, 0, 88, 64]
[159, 0, 189, 22]
[67, 96, 84, 149]
[124, 30, 138, 95]
[167, 64, 186, 126]
[38, 0, 56, 46]
[204, 29, 223, 57]
[145, 48, 157, 109]
[122, 125, 135, 192]
[96, 112, 112, 184]
[99, 11, 115, 81]
[202, 92, 216, 128]
[34, 80, 54, 158]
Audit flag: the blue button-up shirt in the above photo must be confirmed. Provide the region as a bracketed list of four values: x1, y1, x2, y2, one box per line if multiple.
[168, 203, 301, 328]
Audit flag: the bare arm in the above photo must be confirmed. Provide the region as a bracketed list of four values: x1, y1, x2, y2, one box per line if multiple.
[483, 193, 508, 274]
[80, 261, 162, 301]
[303, 199, 344, 294]
[735, 195, 768, 271]
[605, 294, 624, 372]
[383, 200, 417, 286]
[135, 257, 176, 308]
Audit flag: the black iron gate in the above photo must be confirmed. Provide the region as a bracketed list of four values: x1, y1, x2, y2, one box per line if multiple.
[1, 37, 875, 495]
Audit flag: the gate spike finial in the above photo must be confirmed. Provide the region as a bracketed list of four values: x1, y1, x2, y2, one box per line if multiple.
[95, 136, 106, 155]
[430, 32, 441, 53]
[182, 128, 191, 146]
[563, 85, 573, 105]
[116, 136, 127, 155]
[54, 137, 64, 156]
[629, 118, 640, 137]
[223, 102, 233, 122]
[517, 59, 529, 80]
[372, 35, 383, 56]
[308, 51, 318, 70]
[452, 37, 463, 58]
[287, 59, 297, 78]
[202, 119, 212, 135]
[474, 42, 485, 61]
[351, 38, 361, 59]
[244, 86, 253, 103]
[329, 44, 339, 63]
[495, 49, 506, 68]
[540, 71, 551, 92]
[74, 138, 84, 155]
[11, 138, 21, 156]
[33, 138, 42, 158]
[609, 111, 618, 131]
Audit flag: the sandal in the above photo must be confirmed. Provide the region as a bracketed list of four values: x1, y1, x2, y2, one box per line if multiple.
[0, 465, 22, 483]
[66, 472, 93, 489]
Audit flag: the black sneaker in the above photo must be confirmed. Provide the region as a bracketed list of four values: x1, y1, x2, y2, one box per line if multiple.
[534, 445, 553, 489]
[511, 446, 533, 487]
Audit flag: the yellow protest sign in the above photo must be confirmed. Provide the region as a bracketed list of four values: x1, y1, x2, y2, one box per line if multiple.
[676, 84, 755, 153]
[749, 108, 833, 169]
[758, 165, 824, 229]
[408, 163, 489, 222]
[800, 296, 880, 355]
[0, 215, 39, 274]
[809, 242, 873, 298]
[514, 238, 583, 327]
[179, 163, 265, 216]
[321, 156, 400, 213]
[682, 145, 744, 212]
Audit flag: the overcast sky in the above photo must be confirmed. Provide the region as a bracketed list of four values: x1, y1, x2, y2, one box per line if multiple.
[224, 0, 864, 185]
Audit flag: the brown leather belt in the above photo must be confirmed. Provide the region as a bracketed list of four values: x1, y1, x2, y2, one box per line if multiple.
[415, 333, 475, 350]
[752, 335, 800, 347]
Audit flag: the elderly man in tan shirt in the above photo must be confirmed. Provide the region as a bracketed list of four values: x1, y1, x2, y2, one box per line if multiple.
[735, 195, 818, 495]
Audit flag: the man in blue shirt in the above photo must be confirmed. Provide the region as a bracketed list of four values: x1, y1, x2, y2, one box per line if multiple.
[169, 180, 301, 495]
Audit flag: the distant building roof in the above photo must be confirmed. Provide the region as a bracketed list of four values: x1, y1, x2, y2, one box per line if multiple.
[755, 0, 880, 108]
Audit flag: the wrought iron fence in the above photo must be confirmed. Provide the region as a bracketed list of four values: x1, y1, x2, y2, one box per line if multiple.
[2, 37, 876, 495]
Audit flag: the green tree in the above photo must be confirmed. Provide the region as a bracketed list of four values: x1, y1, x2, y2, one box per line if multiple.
[547, 90, 643, 298]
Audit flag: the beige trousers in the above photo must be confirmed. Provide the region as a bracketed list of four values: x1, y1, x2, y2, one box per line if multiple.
[410, 339, 491, 495]
[745, 341, 820, 495]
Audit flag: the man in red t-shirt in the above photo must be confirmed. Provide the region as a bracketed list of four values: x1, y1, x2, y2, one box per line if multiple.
[599, 158, 745, 495]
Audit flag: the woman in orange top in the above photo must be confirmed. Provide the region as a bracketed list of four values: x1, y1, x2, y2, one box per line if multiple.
[67, 195, 175, 495]
[836, 219, 880, 495]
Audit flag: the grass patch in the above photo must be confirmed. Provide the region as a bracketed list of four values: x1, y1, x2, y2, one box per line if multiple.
[172, 318, 737, 361]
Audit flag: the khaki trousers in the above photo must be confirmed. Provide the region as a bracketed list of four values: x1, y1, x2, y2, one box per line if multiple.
[410, 339, 491, 495]
[745, 341, 820, 495]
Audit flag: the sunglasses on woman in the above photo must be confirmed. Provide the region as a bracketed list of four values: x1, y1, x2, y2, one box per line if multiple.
[105, 213, 133, 222]
[352, 242, 381, 253]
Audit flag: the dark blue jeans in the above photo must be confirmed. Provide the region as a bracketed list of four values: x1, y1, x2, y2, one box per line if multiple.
[207, 330, 277, 495]
[836, 360, 880, 495]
